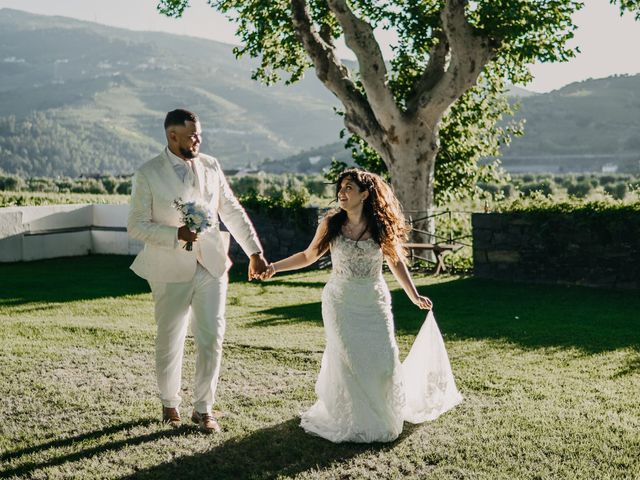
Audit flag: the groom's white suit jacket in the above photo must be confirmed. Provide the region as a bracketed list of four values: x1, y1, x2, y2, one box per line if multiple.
[128, 149, 262, 282]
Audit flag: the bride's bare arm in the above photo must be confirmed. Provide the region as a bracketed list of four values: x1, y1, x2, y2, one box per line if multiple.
[262, 218, 330, 278]
[386, 253, 433, 310]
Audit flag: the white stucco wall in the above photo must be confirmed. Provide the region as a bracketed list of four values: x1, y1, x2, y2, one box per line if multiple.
[20, 204, 93, 231]
[0, 204, 142, 262]
[92, 204, 128, 227]
[0, 210, 24, 262]
[23, 231, 92, 261]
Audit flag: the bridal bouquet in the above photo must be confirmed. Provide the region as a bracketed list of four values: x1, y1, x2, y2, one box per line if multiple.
[172, 198, 213, 251]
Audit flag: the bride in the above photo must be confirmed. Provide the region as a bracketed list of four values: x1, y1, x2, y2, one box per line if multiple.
[261, 169, 462, 443]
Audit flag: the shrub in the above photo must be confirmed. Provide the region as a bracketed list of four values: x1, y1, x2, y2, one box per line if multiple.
[599, 175, 617, 186]
[0, 174, 26, 191]
[501, 184, 514, 198]
[305, 177, 331, 197]
[28, 177, 58, 192]
[522, 174, 534, 183]
[567, 181, 592, 198]
[499, 195, 640, 214]
[116, 181, 132, 195]
[71, 179, 107, 194]
[520, 180, 554, 197]
[477, 182, 501, 196]
[101, 176, 118, 194]
[239, 187, 311, 228]
[230, 175, 262, 196]
[55, 178, 75, 191]
[604, 182, 627, 200]
[241, 187, 310, 210]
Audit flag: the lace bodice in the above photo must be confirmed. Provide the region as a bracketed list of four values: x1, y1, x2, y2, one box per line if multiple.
[330, 234, 383, 280]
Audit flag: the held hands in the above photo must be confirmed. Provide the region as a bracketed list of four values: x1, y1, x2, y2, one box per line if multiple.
[248, 253, 268, 281]
[258, 263, 277, 281]
[412, 295, 433, 310]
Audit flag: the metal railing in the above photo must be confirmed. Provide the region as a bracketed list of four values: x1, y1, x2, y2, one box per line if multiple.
[405, 209, 472, 247]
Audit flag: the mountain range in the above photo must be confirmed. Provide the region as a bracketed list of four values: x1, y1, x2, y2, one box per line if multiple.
[271, 76, 640, 174]
[0, 8, 342, 177]
[501, 74, 640, 172]
[1, 8, 639, 177]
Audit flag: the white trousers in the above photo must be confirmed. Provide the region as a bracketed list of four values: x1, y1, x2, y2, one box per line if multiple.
[148, 264, 228, 414]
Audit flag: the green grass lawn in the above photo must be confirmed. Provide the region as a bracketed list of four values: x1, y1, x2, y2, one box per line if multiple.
[0, 256, 638, 479]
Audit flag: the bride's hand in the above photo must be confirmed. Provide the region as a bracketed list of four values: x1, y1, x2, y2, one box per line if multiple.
[259, 263, 277, 280]
[412, 295, 432, 310]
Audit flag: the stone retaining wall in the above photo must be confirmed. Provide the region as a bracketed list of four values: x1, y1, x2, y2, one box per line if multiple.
[227, 208, 319, 263]
[472, 211, 640, 289]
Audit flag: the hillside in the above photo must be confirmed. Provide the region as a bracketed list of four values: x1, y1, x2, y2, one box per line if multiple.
[258, 141, 353, 174]
[0, 8, 342, 177]
[267, 75, 640, 174]
[501, 74, 640, 172]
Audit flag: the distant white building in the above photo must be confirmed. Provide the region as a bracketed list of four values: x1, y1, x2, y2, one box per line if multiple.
[601, 163, 618, 173]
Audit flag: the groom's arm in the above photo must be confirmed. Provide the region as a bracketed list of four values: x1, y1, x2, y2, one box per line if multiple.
[214, 163, 263, 258]
[127, 171, 178, 248]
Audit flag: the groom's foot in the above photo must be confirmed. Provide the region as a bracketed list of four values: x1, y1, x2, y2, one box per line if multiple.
[191, 411, 221, 434]
[162, 407, 181, 427]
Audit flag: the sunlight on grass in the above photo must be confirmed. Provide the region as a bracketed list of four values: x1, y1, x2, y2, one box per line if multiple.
[1, 256, 638, 479]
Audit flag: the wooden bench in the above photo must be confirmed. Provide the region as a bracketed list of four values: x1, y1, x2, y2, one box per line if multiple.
[403, 242, 458, 274]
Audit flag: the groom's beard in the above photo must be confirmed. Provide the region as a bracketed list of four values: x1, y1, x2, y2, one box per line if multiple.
[179, 146, 198, 159]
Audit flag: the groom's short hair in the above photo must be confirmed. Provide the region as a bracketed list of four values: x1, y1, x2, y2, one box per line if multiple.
[164, 109, 199, 130]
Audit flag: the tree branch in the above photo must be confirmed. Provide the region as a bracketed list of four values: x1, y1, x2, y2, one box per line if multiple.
[405, 31, 449, 116]
[319, 23, 334, 47]
[411, 0, 496, 122]
[326, 0, 401, 128]
[290, 0, 392, 158]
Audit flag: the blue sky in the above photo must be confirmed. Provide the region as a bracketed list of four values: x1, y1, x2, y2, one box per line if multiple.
[1, 0, 638, 93]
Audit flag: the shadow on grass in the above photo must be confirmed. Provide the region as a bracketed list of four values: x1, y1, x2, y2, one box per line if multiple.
[1, 417, 421, 479]
[0, 419, 156, 463]
[250, 300, 323, 326]
[399, 277, 640, 354]
[253, 276, 640, 354]
[0, 418, 183, 478]
[121, 418, 416, 480]
[0, 255, 149, 306]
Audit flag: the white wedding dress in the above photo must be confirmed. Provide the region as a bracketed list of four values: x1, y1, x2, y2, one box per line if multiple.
[300, 234, 463, 443]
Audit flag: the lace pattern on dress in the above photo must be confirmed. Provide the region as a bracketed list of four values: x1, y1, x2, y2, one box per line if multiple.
[330, 235, 383, 280]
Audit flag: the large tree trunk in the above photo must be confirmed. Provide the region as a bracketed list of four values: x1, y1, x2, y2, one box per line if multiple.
[386, 128, 438, 244]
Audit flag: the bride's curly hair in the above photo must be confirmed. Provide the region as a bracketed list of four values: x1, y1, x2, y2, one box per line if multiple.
[316, 168, 410, 264]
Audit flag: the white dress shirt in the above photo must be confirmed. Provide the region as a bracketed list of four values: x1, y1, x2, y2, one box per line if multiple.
[166, 147, 197, 187]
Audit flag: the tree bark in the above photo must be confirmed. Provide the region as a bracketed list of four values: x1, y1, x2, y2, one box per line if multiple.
[385, 126, 438, 244]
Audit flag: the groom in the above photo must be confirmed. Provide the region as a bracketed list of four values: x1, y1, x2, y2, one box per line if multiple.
[128, 109, 267, 433]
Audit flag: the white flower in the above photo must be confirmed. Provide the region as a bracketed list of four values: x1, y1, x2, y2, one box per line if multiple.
[191, 213, 204, 226]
